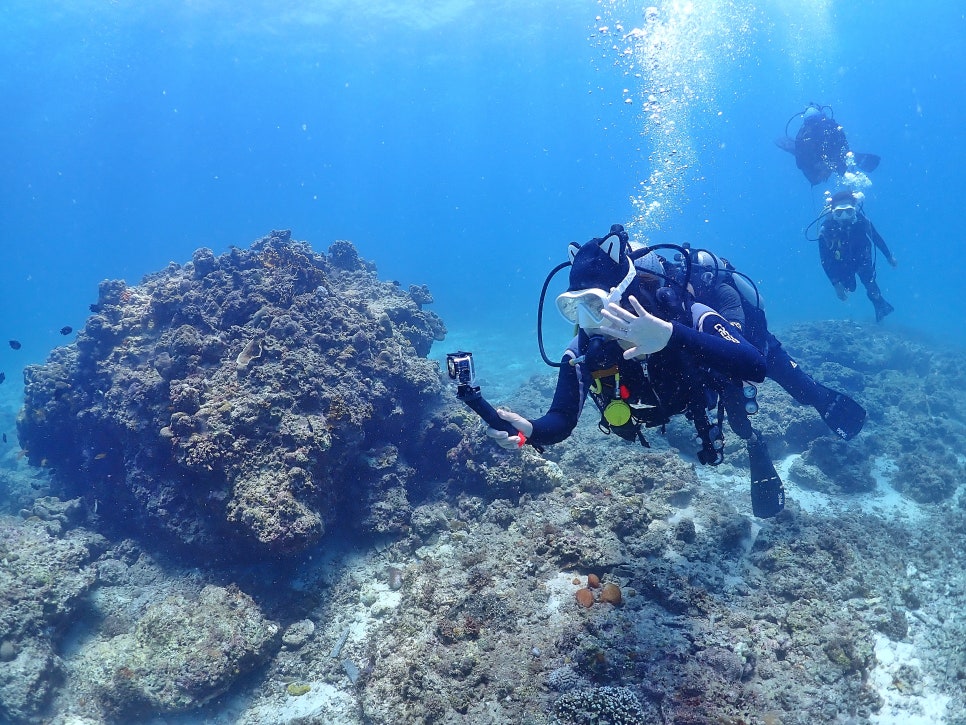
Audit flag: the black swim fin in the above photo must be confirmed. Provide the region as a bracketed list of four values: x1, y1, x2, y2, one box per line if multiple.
[873, 296, 895, 323]
[748, 438, 784, 518]
[854, 152, 880, 173]
[819, 388, 867, 440]
[774, 136, 796, 155]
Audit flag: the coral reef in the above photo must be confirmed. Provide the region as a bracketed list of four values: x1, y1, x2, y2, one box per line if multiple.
[4, 267, 966, 723]
[549, 686, 652, 724]
[0, 512, 106, 723]
[79, 584, 279, 718]
[17, 231, 450, 557]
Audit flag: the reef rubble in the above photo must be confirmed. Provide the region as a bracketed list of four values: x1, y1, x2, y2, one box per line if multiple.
[1, 234, 965, 723]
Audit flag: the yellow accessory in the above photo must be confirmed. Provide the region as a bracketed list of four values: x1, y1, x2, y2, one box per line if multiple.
[596, 370, 632, 427]
[604, 399, 632, 427]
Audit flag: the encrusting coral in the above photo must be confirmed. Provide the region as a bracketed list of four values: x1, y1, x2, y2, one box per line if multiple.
[17, 231, 451, 558]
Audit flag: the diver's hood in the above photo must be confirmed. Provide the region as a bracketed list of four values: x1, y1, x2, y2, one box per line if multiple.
[566, 234, 631, 293]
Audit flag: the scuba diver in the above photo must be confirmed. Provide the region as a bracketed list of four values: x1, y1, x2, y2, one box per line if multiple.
[776, 103, 880, 186]
[481, 224, 786, 519]
[815, 190, 898, 322]
[676, 246, 867, 442]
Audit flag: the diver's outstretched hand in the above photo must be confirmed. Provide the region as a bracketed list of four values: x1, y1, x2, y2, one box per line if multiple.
[602, 295, 673, 358]
[486, 408, 533, 450]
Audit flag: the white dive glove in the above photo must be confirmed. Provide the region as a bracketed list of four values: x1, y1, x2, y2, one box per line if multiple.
[485, 408, 534, 450]
[601, 295, 673, 358]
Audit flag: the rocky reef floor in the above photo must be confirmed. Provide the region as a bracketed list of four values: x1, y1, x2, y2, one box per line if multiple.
[1, 318, 965, 725]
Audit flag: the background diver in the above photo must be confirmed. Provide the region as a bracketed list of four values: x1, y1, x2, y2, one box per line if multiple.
[480, 225, 786, 518]
[676, 246, 867, 442]
[815, 190, 898, 322]
[776, 103, 880, 186]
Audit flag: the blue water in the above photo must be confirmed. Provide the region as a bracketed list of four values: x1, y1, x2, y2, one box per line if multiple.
[1, 1, 964, 401]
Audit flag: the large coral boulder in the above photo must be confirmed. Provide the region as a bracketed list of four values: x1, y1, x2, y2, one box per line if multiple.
[17, 231, 448, 557]
[80, 584, 279, 717]
[0, 514, 106, 723]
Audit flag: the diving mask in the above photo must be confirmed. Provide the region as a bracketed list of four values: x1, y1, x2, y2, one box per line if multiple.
[831, 204, 856, 223]
[556, 258, 636, 328]
[695, 268, 717, 288]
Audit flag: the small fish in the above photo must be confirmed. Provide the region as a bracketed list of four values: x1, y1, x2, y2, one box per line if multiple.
[89, 303, 103, 313]
[60, 326, 73, 335]
[8, 340, 21, 350]
[2, 434, 6, 443]
[0, 372, 5, 384]
[94, 452, 108, 460]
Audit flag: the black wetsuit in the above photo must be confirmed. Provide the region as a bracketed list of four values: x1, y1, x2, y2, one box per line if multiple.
[527, 304, 765, 448]
[796, 116, 850, 186]
[696, 282, 837, 440]
[818, 212, 893, 296]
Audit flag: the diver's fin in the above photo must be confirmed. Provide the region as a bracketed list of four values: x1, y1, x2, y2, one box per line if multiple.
[873, 296, 894, 323]
[774, 136, 796, 155]
[748, 438, 784, 518]
[820, 389, 867, 440]
[854, 152, 880, 172]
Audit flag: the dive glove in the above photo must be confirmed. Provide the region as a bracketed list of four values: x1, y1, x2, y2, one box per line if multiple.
[601, 295, 673, 358]
[486, 408, 534, 450]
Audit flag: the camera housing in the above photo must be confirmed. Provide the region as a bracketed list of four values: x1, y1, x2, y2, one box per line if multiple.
[446, 351, 476, 390]
[445, 350, 522, 440]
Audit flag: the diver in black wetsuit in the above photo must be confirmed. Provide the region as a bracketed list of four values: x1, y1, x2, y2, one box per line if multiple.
[482, 225, 785, 518]
[776, 103, 880, 186]
[680, 247, 867, 442]
[818, 190, 898, 322]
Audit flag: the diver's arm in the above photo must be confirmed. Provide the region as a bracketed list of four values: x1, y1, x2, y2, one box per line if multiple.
[817, 225, 837, 279]
[665, 308, 766, 382]
[526, 353, 585, 446]
[865, 218, 896, 264]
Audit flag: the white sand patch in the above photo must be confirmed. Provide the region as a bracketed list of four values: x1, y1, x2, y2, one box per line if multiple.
[667, 504, 702, 531]
[544, 571, 581, 618]
[869, 634, 950, 724]
[247, 681, 357, 724]
[781, 453, 926, 521]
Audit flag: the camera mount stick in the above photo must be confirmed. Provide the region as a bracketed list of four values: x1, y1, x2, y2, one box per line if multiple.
[456, 383, 518, 436]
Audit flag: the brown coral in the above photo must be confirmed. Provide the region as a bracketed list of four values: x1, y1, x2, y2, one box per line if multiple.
[575, 588, 595, 608]
[599, 583, 622, 605]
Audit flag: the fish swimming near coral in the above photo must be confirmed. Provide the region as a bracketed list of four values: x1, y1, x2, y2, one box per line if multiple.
[60, 326, 73, 335]
[8, 340, 21, 350]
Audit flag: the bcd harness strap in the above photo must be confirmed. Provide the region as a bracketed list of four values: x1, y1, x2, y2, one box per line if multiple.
[589, 363, 725, 463]
[589, 365, 653, 448]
